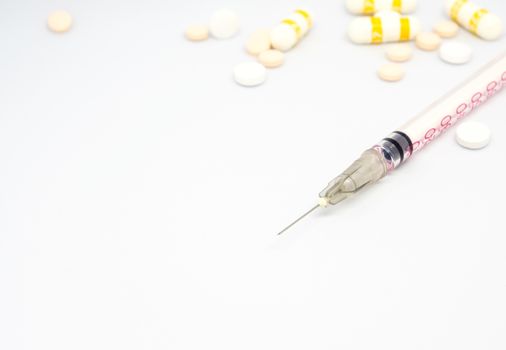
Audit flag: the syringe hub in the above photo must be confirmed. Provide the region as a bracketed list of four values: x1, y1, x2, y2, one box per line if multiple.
[319, 148, 388, 205]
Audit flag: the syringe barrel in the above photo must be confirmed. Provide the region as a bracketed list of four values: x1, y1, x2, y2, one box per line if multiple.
[376, 51, 506, 170]
[320, 52, 506, 205]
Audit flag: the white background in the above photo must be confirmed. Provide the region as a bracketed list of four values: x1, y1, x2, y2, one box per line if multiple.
[1, 0, 506, 349]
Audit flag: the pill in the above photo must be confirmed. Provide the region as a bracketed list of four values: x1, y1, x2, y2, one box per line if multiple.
[185, 24, 209, 41]
[345, 0, 417, 15]
[270, 9, 313, 51]
[348, 13, 421, 44]
[233, 62, 267, 87]
[386, 44, 413, 62]
[258, 49, 285, 68]
[445, 0, 503, 40]
[47, 10, 72, 33]
[433, 20, 460, 38]
[456, 121, 491, 149]
[209, 9, 240, 39]
[245, 29, 271, 55]
[377, 63, 405, 81]
[415, 32, 442, 51]
[439, 42, 472, 64]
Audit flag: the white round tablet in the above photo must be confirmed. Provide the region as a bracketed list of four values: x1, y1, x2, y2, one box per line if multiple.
[439, 42, 472, 65]
[233, 62, 267, 87]
[456, 121, 491, 149]
[47, 10, 72, 33]
[209, 9, 239, 39]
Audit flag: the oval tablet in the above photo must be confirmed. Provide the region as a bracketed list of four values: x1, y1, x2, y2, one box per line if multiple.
[456, 121, 491, 149]
[246, 29, 271, 55]
[386, 44, 413, 62]
[433, 20, 459, 38]
[233, 62, 267, 87]
[185, 24, 209, 41]
[378, 63, 405, 81]
[415, 32, 442, 51]
[47, 10, 72, 33]
[209, 9, 240, 39]
[439, 41, 472, 64]
[258, 49, 284, 68]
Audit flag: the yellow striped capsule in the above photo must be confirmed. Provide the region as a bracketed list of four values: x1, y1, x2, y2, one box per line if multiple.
[446, 0, 503, 40]
[270, 9, 313, 51]
[346, 0, 417, 15]
[348, 11, 420, 44]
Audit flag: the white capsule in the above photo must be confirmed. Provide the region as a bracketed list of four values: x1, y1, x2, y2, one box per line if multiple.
[345, 0, 417, 15]
[270, 24, 297, 51]
[348, 13, 420, 44]
[375, 10, 401, 20]
[445, 0, 503, 40]
[270, 9, 313, 51]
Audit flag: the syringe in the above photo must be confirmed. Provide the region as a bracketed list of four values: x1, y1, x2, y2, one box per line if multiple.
[278, 51, 506, 235]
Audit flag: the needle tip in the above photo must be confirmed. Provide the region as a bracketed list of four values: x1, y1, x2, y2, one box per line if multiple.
[276, 204, 320, 236]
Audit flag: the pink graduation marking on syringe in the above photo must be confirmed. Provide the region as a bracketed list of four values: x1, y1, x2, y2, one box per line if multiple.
[278, 51, 506, 236]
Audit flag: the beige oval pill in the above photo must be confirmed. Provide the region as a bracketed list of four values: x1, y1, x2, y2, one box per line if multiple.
[415, 32, 442, 51]
[378, 63, 405, 82]
[185, 24, 209, 41]
[245, 29, 271, 55]
[386, 44, 413, 62]
[433, 20, 459, 38]
[47, 10, 72, 33]
[258, 49, 284, 68]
